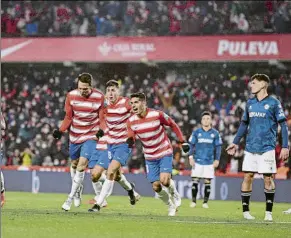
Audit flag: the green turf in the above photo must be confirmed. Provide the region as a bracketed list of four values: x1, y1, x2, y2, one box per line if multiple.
[1, 192, 291, 238]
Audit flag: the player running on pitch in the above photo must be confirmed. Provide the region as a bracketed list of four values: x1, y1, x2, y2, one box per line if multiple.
[125, 92, 189, 216]
[88, 80, 140, 212]
[53, 73, 106, 211]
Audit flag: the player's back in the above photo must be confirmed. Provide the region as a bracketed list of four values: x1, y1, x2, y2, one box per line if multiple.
[128, 108, 172, 160]
[67, 88, 104, 143]
[190, 128, 220, 165]
[105, 96, 131, 144]
[245, 95, 285, 153]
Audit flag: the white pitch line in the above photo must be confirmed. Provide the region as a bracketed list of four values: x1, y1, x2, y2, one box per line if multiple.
[174, 220, 291, 224]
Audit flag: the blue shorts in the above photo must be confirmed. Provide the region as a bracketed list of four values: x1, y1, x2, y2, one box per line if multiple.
[108, 143, 132, 167]
[145, 155, 173, 183]
[69, 140, 96, 160]
[88, 149, 109, 169]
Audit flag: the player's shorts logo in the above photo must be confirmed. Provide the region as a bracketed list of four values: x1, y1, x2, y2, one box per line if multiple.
[264, 104, 270, 110]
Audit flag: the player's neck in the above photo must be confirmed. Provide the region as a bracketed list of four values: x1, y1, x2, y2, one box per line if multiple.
[202, 126, 211, 131]
[139, 108, 148, 118]
[111, 96, 120, 105]
[256, 90, 268, 101]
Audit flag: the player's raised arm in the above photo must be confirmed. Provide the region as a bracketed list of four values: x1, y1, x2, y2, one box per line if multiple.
[226, 103, 249, 155]
[159, 111, 190, 153]
[53, 94, 73, 140]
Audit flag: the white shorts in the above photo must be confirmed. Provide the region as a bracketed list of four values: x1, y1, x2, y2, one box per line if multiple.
[191, 163, 214, 179]
[242, 150, 277, 174]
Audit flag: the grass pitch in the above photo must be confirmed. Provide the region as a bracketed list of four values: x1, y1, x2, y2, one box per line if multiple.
[1, 192, 291, 238]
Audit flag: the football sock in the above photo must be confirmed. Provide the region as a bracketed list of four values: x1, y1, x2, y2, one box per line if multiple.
[96, 179, 114, 206]
[69, 171, 85, 198]
[241, 190, 252, 212]
[264, 188, 275, 212]
[191, 179, 199, 203]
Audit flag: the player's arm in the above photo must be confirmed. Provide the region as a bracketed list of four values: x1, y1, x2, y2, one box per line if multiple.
[96, 96, 108, 140]
[159, 111, 190, 153]
[53, 94, 72, 139]
[275, 102, 289, 160]
[214, 132, 223, 168]
[0, 114, 6, 130]
[226, 103, 249, 155]
[126, 120, 135, 148]
[188, 131, 197, 167]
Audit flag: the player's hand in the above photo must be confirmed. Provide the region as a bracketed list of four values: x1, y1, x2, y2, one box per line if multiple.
[52, 129, 62, 140]
[181, 142, 190, 153]
[189, 155, 195, 167]
[226, 143, 238, 156]
[96, 129, 104, 140]
[213, 160, 219, 168]
[279, 148, 289, 161]
[126, 137, 135, 148]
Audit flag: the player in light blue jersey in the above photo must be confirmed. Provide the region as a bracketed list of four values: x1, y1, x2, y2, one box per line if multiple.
[226, 74, 289, 221]
[188, 111, 222, 209]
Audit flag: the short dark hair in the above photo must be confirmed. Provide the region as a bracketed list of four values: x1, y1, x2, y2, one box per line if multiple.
[201, 111, 212, 118]
[251, 73, 270, 84]
[106, 80, 119, 88]
[130, 92, 146, 101]
[77, 73, 92, 86]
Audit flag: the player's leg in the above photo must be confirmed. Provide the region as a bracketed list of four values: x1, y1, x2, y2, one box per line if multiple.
[146, 159, 175, 216]
[263, 174, 275, 221]
[202, 179, 211, 208]
[190, 177, 199, 208]
[62, 142, 82, 210]
[88, 149, 108, 209]
[241, 151, 257, 220]
[202, 164, 215, 208]
[160, 155, 181, 208]
[190, 163, 203, 208]
[114, 169, 141, 204]
[1, 170, 5, 207]
[62, 140, 95, 211]
[258, 150, 276, 221]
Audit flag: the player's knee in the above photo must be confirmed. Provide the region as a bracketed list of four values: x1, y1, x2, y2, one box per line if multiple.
[91, 171, 101, 182]
[204, 179, 211, 184]
[244, 173, 254, 183]
[263, 174, 273, 186]
[76, 163, 86, 172]
[160, 177, 170, 187]
[106, 169, 115, 180]
[71, 160, 78, 169]
[152, 181, 162, 192]
[114, 172, 121, 182]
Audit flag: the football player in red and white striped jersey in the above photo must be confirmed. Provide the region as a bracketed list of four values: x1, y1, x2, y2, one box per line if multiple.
[88, 80, 140, 212]
[126, 92, 190, 216]
[52, 73, 107, 211]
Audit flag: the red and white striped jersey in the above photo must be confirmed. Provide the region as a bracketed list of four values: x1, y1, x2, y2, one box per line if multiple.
[127, 109, 184, 160]
[59, 88, 104, 144]
[96, 135, 108, 150]
[105, 96, 131, 145]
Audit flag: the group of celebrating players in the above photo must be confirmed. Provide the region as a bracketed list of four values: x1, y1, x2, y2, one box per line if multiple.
[2, 72, 289, 218]
[51, 72, 290, 219]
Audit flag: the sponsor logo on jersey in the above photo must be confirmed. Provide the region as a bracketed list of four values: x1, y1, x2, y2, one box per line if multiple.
[198, 138, 213, 143]
[249, 112, 266, 118]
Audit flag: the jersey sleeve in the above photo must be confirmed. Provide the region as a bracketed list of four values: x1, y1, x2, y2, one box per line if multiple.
[159, 111, 184, 142]
[125, 97, 132, 111]
[274, 101, 286, 123]
[214, 131, 223, 146]
[59, 94, 73, 132]
[242, 101, 249, 122]
[126, 120, 135, 139]
[188, 131, 197, 145]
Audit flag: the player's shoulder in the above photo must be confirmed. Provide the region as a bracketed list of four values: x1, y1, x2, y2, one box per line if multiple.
[92, 88, 104, 97]
[148, 108, 162, 117]
[193, 128, 202, 134]
[267, 95, 281, 105]
[67, 89, 79, 97]
[118, 96, 130, 104]
[246, 96, 257, 105]
[210, 128, 220, 134]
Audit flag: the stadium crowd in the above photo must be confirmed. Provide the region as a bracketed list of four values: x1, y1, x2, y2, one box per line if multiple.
[1, 0, 291, 37]
[1, 62, 291, 176]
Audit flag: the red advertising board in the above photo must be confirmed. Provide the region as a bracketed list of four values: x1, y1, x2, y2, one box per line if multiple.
[1, 34, 291, 62]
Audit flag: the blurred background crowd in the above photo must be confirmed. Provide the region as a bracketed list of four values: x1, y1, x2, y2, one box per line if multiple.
[2, 0, 291, 37]
[1, 62, 291, 176]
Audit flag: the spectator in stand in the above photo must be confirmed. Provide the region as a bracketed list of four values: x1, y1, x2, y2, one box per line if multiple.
[2, 1, 291, 37]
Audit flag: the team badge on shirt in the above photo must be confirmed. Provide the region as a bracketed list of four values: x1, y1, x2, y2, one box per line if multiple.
[211, 133, 215, 138]
[264, 104, 270, 110]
